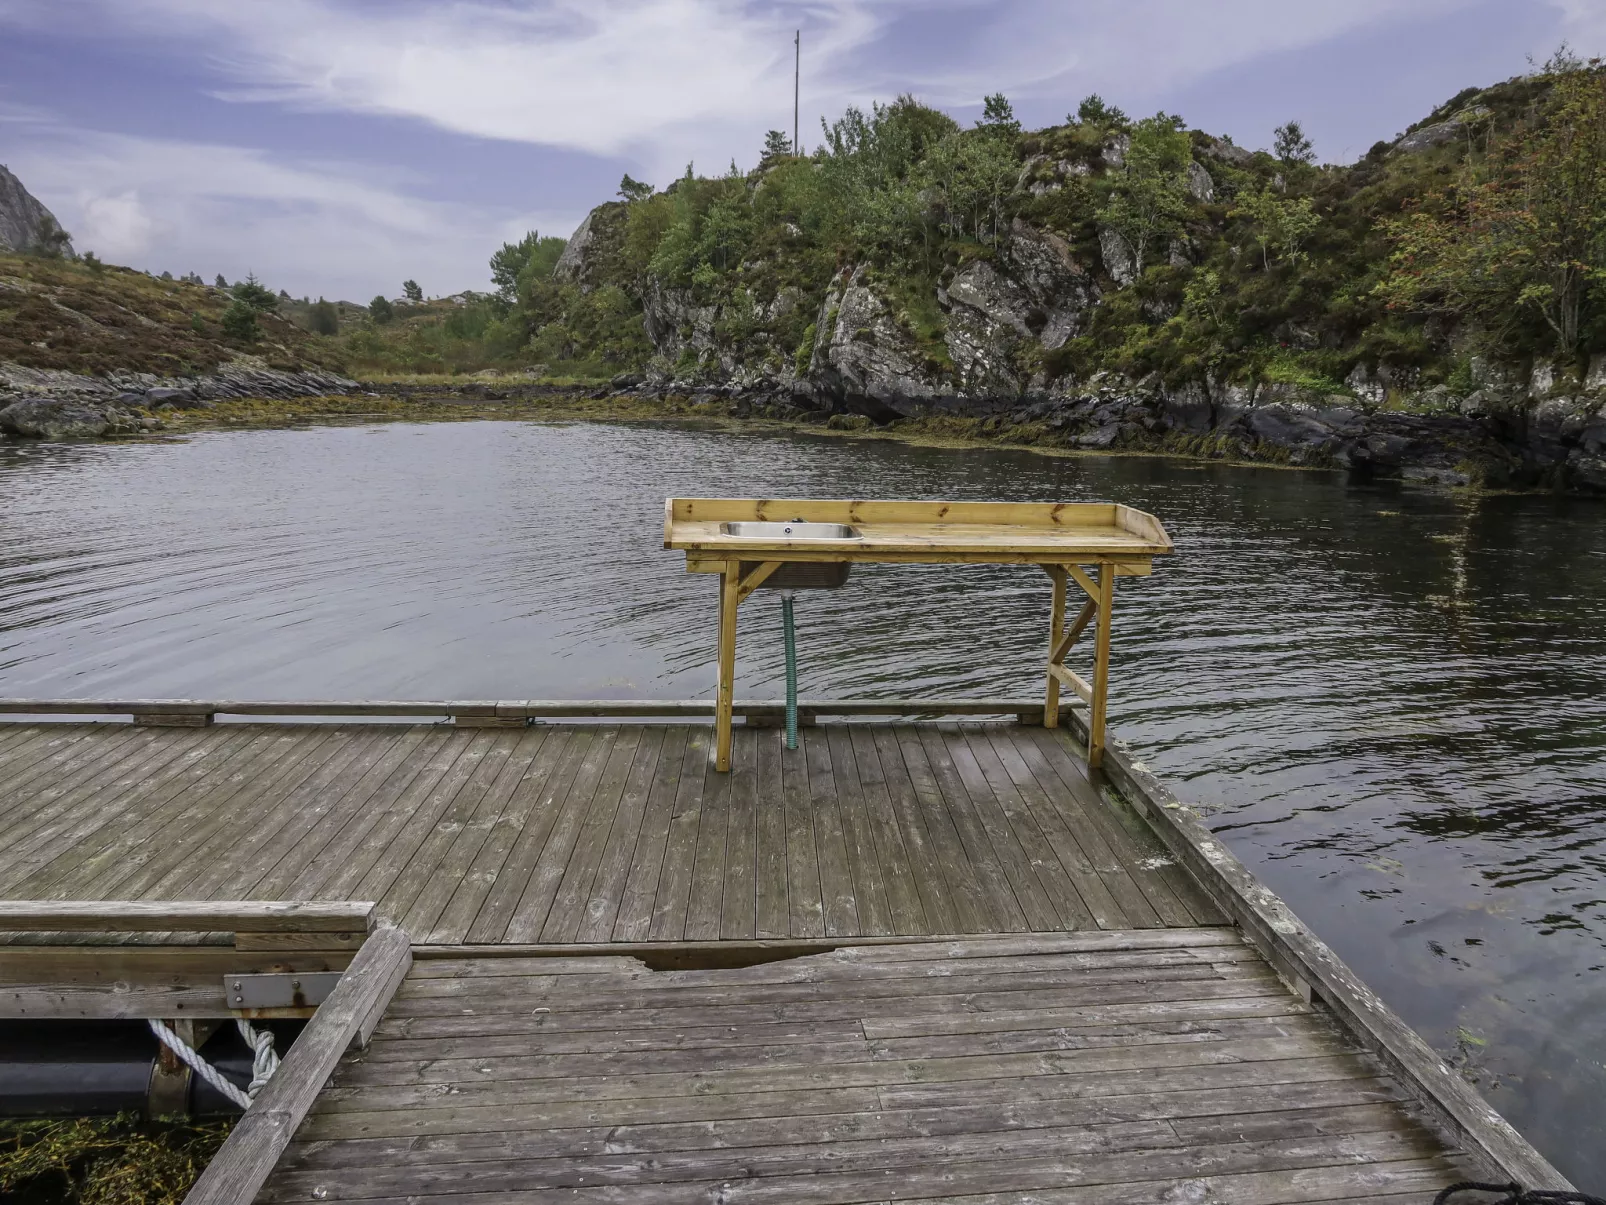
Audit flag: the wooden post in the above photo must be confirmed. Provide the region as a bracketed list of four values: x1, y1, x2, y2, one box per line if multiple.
[1089, 563, 1115, 769]
[715, 561, 740, 771]
[1043, 565, 1066, 728]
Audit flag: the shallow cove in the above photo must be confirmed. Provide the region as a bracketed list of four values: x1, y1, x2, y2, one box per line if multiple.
[0, 419, 1602, 1184]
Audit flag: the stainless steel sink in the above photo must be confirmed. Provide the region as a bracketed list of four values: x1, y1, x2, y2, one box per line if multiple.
[720, 521, 860, 540]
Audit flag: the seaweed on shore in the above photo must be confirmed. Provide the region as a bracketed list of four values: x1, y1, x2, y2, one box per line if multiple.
[0, 1114, 231, 1205]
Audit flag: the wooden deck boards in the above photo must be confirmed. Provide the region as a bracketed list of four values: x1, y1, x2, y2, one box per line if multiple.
[0, 722, 1226, 942]
[258, 931, 1471, 1204]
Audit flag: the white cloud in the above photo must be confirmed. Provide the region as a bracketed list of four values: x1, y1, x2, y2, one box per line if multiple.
[1553, 0, 1606, 53]
[5, 121, 579, 299]
[78, 191, 156, 258]
[3, 0, 1490, 172]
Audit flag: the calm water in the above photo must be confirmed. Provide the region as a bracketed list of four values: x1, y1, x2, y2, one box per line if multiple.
[1, 421, 1603, 1183]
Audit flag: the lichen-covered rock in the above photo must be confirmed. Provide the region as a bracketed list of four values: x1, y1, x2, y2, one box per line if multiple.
[0, 397, 144, 439]
[1394, 109, 1488, 155]
[1099, 228, 1137, 287]
[1187, 161, 1215, 203]
[809, 269, 946, 418]
[1006, 221, 1096, 349]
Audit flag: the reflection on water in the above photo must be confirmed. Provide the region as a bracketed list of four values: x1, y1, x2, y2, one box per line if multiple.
[0, 421, 1603, 1181]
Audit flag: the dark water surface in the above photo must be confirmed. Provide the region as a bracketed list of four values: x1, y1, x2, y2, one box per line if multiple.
[1, 421, 1603, 1183]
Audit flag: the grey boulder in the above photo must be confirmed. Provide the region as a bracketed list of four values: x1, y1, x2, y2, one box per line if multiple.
[0, 397, 143, 439]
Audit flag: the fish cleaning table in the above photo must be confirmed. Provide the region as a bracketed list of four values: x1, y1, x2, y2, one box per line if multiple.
[663, 498, 1175, 772]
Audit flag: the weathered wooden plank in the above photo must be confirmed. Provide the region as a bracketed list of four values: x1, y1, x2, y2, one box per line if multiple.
[780, 725, 825, 938]
[903, 726, 1027, 934]
[463, 728, 590, 943]
[0, 725, 261, 892]
[984, 726, 1157, 929]
[350, 730, 501, 906]
[378, 975, 1286, 1040]
[887, 727, 991, 934]
[97, 728, 378, 908]
[798, 727, 856, 936]
[248, 727, 441, 901]
[821, 724, 890, 936]
[496, 728, 618, 942]
[542, 727, 648, 942]
[275, 1077, 1409, 1169]
[610, 725, 688, 943]
[683, 730, 733, 941]
[380, 730, 524, 930]
[0, 899, 373, 933]
[645, 729, 711, 941]
[286, 727, 466, 901]
[931, 727, 1062, 931]
[848, 725, 926, 934]
[295, 1086, 887, 1142]
[183, 924, 411, 1205]
[718, 726, 759, 940]
[164, 729, 419, 907]
[332, 1027, 1348, 1098]
[960, 726, 1098, 930]
[0, 726, 172, 850]
[1021, 726, 1222, 926]
[418, 730, 555, 943]
[752, 726, 790, 938]
[264, 1131, 1442, 1204]
[871, 726, 961, 934]
[573, 728, 666, 943]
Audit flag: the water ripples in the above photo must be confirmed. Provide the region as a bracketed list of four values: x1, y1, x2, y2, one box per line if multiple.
[0, 421, 1603, 1179]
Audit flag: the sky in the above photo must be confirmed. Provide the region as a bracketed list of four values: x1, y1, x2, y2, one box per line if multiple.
[1, 0, 1602, 303]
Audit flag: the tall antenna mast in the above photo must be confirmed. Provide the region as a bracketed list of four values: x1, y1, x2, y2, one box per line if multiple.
[793, 29, 800, 155]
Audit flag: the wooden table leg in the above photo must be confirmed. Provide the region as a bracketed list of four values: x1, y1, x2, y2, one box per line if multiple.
[1044, 565, 1066, 728]
[1089, 564, 1114, 769]
[715, 561, 739, 771]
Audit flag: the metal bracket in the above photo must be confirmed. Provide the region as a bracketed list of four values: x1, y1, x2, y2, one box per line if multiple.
[225, 971, 341, 1011]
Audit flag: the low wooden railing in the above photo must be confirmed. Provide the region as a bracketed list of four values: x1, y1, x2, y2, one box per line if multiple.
[0, 696, 1070, 727]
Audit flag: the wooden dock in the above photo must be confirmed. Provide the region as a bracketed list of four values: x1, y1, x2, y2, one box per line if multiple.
[0, 707, 1573, 1203]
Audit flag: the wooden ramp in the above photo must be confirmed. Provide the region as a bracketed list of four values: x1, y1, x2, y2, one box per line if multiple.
[0, 722, 1221, 943]
[258, 930, 1467, 1204]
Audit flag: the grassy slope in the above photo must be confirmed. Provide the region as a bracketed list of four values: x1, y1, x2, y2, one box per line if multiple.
[0, 256, 341, 379]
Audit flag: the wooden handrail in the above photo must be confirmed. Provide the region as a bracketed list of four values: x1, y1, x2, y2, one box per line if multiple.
[0, 697, 1067, 720]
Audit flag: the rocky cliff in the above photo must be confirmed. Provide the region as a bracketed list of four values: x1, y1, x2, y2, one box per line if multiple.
[0, 165, 73, 257]
[535, 69, 1606, 492]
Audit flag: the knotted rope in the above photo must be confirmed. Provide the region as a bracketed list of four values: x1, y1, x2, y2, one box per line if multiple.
[147, 1018, 280, 1111]
[1434, 1183, 1606, 1204]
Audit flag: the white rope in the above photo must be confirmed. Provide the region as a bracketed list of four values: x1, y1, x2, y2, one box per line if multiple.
[148, 1020, 250, 1110]
[147, 1019, 280, 1110]
[236, 1018, 280, 1097]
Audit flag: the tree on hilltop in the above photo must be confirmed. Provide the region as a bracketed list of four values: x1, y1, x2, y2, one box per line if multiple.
[402, 279, 423, 303]
[759, 130, 793, 168]
[1274, 121, 1316, 167]
[369, 295, 394, 324]
[978, 93, 1020, 135]
[618, 174, 654, 202]
[1076, 94, 1128, 127]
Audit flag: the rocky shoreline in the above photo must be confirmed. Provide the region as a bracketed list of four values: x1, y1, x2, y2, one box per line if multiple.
[2, 356, 1603, 495]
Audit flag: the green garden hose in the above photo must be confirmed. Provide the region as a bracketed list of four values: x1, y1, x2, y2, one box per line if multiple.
[782, 592, 798, 749]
